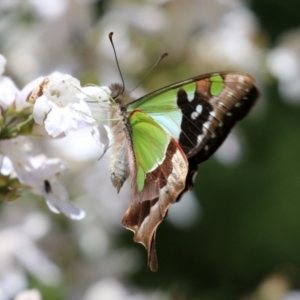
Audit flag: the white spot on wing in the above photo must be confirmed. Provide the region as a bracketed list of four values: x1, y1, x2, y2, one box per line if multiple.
[195, 135, 204, 148]
[209, 110, 217, 118]
[191, 111, 199, 120]
[238, 76, 245, 83]
[218, 101, 225, 108]
[187, 94, 194, 102]
[197, 135, 203, 143]
[196, 105, 202, 113]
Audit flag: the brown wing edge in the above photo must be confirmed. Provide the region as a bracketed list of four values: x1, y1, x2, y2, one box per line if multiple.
[122, 138, 188, 271]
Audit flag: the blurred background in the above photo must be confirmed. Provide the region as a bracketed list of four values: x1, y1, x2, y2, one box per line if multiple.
[1, 0, 300, 299]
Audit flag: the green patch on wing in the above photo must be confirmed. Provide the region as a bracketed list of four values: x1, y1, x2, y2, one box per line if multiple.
[127, 83, 197, 140]
[128, 89, 177, 113]
[180, 82, 196, 99]
[129, 111, 170, 191]
[128, 82, 195, 112]
[210, 74, 224, 96]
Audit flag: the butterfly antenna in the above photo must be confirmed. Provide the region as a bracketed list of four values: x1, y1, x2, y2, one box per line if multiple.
[109, 32, 125, 94]
[129, 52, 168, 93]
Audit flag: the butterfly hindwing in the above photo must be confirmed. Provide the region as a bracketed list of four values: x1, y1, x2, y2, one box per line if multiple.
[122, 110, 188, 271]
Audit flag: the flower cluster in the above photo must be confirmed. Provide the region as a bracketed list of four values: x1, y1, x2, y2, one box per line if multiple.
[0, 54, 111, 219]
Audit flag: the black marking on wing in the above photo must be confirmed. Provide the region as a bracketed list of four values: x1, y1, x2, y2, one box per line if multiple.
[177, 84, 259, 201]
[177, 88, 213, 155]
[195, 85, 259, 164]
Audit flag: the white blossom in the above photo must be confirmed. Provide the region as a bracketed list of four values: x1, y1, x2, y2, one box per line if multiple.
[0, 54, 6, 76]
[0, 54, 32, 112]
[0, 155, 13, 176]
[14, 289, 42, 300]
[80, 85, 112, 151]
[0, 75, 20, 111]
[0, 213, 60, 300]
[18, 76, 45, 110]
[0, 136, 85, 220]
[32, 72, 100, 139]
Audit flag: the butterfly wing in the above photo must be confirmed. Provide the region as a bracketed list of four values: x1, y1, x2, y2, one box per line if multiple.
[121, 72, 258, 271]
[127, 72, 259, 189]
[179, 75, 259, 196]
[122, 110, 188, 271]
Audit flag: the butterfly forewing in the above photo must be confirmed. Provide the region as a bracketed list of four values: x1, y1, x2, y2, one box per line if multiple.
[193, 79, 259, 164]
[126, 72, 258, 160]
[177, 76, 259, 200]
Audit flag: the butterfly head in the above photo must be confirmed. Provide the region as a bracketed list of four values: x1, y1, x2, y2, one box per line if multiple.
[109, 83, 133, 107]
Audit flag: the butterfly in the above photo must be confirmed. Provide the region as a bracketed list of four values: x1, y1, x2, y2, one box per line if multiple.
[108, 72, 259, 271]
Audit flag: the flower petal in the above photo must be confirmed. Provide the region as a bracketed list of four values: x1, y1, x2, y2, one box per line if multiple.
[0, 76, 20, 110]
[33, 95, 51, 125]
[44, 180, 85, 220]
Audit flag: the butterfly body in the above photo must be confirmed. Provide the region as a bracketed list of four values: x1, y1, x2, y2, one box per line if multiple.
[108, 72, 259, 271]
[108, 84, 132, 192]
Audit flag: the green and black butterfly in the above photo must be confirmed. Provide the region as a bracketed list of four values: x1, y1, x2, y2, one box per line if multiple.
[108, 72, 259, 271]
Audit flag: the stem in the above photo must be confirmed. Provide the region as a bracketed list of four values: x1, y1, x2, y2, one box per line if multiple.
[1, 115, 33, 138]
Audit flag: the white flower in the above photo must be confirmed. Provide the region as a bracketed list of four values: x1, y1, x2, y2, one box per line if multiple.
[14, 289, 42, 300]
[0, 136, 85, 220]
[0, 76, 20, 110]
[18, 76, 45, 111]
[0, 213, 61, 300]
[80, 85, 111, 105]
[0, 53, 32, 112]
[0, 155, 13, 176]
[32, 72, 99, 138]
[80, 85, 112, 151]
[0, 54, 6, 76]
